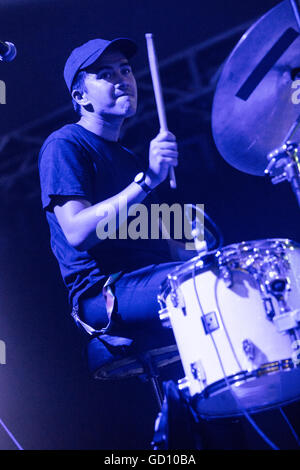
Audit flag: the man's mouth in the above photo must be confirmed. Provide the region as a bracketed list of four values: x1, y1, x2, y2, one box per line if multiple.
[115, 89, 134, 99]
[116, 93, 133, 98]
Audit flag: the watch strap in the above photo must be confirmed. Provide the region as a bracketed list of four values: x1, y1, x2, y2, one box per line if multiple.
[134, 173, 152, 195]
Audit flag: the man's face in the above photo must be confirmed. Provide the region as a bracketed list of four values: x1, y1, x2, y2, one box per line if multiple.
[81, 48, 137, 118]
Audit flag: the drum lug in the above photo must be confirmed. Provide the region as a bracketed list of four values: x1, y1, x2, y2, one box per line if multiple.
[219, 264, 233, 288]
[177, 376, 190, 392]
[168, 275, 187, 314]
[263, 297, 276, 321]
[242, 339, 256, 361]
[190, 360, 207, 387]
[242, 339, 268, 369]
[158, 307, 171, 328]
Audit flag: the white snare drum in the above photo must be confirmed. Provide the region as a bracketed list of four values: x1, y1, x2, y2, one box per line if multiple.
[159, 239, 300, 417]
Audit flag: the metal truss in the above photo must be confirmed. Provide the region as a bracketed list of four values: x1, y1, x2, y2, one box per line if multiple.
[0, 20, 254, 201]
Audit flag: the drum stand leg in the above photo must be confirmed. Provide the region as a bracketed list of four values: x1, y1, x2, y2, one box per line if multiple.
[149, 376, 164, 409]
[138, 352, 164, 409]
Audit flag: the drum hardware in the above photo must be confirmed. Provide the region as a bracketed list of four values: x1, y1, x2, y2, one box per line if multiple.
[167, 275, 186, 313]
[265, 141, 300, 207]
[242, 339, 256, 362]
[218, 264, 233, 288]
[247, 261, 300, 338]
[157, 257, 210, 326]
[255, 275, 280, 323]
[242, 339, 269, 370]
[216, 240, 293, 325]
[158, 306, 171, 329]
[256, 267, 290, 301]
[201, 312, 220, 335]
[197, 358, 298, 398]
[292, 340, 300, 365]
[273, 308, 300, 333]
[177, 376, 190, 392]
[191, 360, 207, 386]
[157, 276, 187, 328]
[265, 276, 290, 299]
[252, 269, 292, 322]
[262, 297, 276, 321]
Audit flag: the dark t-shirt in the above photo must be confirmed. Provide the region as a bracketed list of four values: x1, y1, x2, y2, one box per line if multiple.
[39, 123, 173, 306]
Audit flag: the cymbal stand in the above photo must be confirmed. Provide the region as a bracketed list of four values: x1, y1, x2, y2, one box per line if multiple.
[266, 0, 300, 208]
[265, 141, 300, 208]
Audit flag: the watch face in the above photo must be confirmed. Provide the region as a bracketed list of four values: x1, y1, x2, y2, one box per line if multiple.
[134, 172, 144, 183]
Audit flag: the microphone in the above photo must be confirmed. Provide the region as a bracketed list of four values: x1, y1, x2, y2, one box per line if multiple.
[0, 40, 17, 62]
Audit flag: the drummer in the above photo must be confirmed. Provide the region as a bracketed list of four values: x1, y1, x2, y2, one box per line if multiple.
[38, 37, 189, 357]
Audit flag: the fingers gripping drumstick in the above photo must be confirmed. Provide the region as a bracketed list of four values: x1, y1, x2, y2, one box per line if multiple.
[145, 33, 177, 189]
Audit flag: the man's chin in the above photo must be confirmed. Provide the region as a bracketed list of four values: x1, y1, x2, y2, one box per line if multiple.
[116, 96, 137, 116]
[105, 103, 137, 118]
[120, 105, 137, 118]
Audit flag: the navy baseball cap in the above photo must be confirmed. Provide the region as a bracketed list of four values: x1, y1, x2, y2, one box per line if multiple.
[63, 37, 138, 93]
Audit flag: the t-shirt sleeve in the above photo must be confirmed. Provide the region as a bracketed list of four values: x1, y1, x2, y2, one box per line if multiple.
[39, 138, 93, 211]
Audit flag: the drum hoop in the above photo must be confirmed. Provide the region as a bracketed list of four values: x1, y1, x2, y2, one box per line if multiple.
[219, 238, 299, 255]
[159, 238, 299, 299]
[199, 357, 296, 400]
[159, 252, 216, 299]
[194, 359, 300, 418]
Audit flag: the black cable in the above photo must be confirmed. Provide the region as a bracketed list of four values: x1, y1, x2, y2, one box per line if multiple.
[279, 407, 300, 448]
[185, 204, 224, 251]
[0, 418, 23, 450]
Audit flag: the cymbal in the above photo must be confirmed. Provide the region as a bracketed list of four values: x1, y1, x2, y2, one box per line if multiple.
[212, 0, 300, 176]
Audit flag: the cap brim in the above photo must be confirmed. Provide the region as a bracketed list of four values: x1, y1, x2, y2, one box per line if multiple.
[79, 38, 138, 71]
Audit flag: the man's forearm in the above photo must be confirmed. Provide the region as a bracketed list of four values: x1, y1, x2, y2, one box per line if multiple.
[67, 180, 153, 251]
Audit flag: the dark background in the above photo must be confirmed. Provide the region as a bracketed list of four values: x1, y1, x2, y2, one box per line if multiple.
[0, 0, 298, 450]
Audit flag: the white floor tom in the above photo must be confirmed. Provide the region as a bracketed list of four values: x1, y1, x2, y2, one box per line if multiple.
[158, 239, 300, 417]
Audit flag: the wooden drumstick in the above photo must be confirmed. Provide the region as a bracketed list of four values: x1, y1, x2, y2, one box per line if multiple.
[145, 33, 177, 189]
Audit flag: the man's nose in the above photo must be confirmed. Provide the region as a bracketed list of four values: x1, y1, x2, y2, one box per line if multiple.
[115, 80, 130, 91]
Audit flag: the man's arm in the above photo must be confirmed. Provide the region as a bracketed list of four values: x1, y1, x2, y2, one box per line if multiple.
[54, 181, 153, 251]
[54, 131, 178, 251]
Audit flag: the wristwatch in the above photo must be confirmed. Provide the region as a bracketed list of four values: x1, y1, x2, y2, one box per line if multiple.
[134, 172, 153, 195]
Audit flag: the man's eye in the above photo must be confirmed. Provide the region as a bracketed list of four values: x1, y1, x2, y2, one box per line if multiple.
[122, 67, 132, 75]
[99, 72, 112, 80]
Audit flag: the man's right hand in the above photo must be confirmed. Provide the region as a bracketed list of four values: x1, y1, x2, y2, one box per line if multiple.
[146, 131, 178, 188]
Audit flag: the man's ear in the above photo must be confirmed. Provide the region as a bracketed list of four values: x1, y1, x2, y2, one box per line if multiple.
[71, 89, 90, 107]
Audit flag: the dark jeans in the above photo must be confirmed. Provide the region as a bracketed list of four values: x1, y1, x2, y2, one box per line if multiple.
[79, 262, 183, 367]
